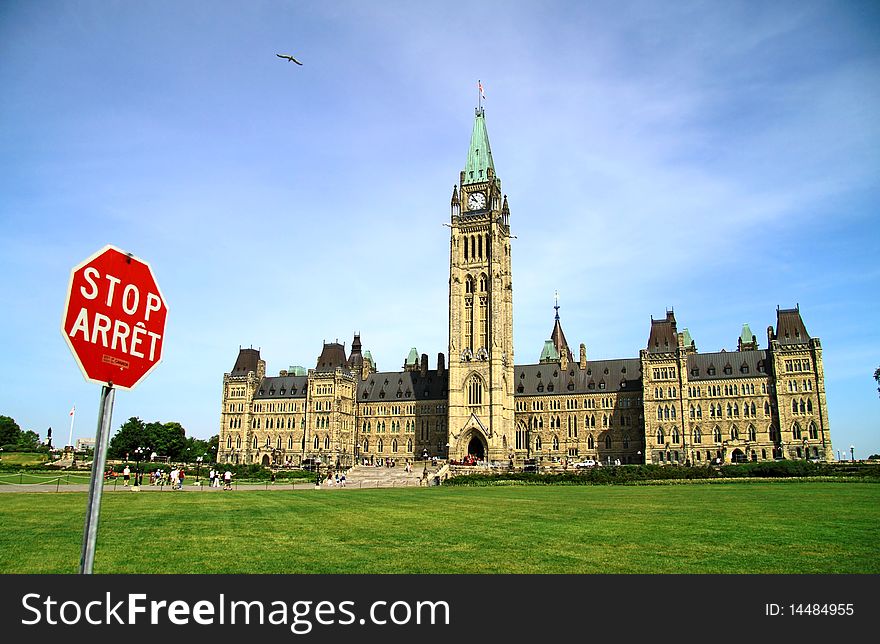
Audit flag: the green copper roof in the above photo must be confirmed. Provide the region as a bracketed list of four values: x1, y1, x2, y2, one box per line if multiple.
[681, 328, 693, 347]
[463, 108, 495, 185]
[740, 324, 754, 343]
[288, 365, 307, 377]
[363, 350, 373, 362]
[405, 347, 419, 365]
[539, 340, 559, 363]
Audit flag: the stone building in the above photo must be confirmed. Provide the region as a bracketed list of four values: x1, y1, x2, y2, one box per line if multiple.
[217, 108, 833, 468]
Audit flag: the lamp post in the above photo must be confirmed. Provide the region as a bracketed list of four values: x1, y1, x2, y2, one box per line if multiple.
[195, 455, 204, 484]
[315, 451, 322, 488]
[850, 445, 855, 462]
[132, 446, 146, 488]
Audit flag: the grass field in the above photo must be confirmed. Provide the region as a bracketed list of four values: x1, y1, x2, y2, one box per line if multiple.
[0, 452, 50, 466]
[0, 482, 877, 574]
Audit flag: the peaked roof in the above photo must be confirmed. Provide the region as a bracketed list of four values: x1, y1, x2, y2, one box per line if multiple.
[647, 311, 678, 353]
[315, 342, 348, 371]
[231, 348, 261, 375]
[539, 340, 559, 362]
[463, 108, 495, 185]
[550, 317, 574, 363]
[405, 347, 419, 366]
[681, 328, 694, 349]
[740, 323, 755, 344]
[775, 307, 811, 345]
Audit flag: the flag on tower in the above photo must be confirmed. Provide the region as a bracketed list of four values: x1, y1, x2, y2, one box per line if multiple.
[478, 80, 486, 101]
[69, 405, 75, 416]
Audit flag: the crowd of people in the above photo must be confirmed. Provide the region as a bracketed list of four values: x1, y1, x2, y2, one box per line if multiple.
[106, 465, 235, 491]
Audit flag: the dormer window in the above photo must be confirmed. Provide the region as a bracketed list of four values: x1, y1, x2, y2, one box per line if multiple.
[604, 368, 609, 375]
[537, 383, 544, 392]
[691, 368, 699, 377]
[547, 383, 554, 392]
[724, 365, 732, 375]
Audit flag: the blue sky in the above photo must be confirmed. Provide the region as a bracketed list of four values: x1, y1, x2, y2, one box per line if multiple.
[1, 0, 878, 458]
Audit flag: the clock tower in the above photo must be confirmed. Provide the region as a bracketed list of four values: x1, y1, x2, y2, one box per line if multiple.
[446, 107, 515, 463]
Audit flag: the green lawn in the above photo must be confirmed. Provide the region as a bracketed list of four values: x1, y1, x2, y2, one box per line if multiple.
[0, 452, 51, 466]
[0, 482, 877, 574]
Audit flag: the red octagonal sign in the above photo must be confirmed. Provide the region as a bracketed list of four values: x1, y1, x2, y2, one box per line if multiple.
[61, 245, 168, 390]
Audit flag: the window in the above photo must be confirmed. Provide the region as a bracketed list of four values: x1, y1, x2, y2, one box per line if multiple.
[713, 427, 722, 443]
[730, 426, 738, 440]
[693, 428, 702, 444]
[792, 423, 802, 440]
[809, 422, 818, 440]
[552, 436, 559, 450]
[587, 435, 595, 449]
[748, 425, 756, 441]
[671, 427, 680, 444]
[535, 436, 542, 451]
[656, 428, 664, 444]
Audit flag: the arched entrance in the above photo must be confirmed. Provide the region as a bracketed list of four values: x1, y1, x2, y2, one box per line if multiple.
[731, 448, 746, 463]
[261, 454, 270, 467]
[467, 436, 485, 460]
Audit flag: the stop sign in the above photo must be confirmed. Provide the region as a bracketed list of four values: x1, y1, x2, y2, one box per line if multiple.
[61, 245, 168, 390]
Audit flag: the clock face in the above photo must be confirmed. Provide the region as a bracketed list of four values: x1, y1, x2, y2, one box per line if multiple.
[467, 191, 486, 210]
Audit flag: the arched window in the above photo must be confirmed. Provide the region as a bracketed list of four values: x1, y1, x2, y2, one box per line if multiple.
[587, 435, 595, 449]
[623, 435, 630, 449]
[392, 439, 398, 453]
[378, 438, 384, 453]
[730, 426, 738, 440]
[552, 436, 559, 451]
[689, 405, 695, 420]
[697, 405, 702, 419]
[656, 428, 665, 444]
[764, 401, 770, 416]
[751, 402, 757, 417]
[535, 436, 542, 451]
[693, 428, 702, 444]
[467, 375, 483, 406]
[252, 435, 258, 449]
[806, 399, 813, 413]
[792, 399, 798, 414]
[363, 439, 369, 453]
[748, 425, 756, 441]
[236, 436, 241, 449]
[792, 422, 802, 439]
[713, 427, 722, 443]
[407, 438, 413, 452]
[809, 422, 818, 440]
[657, 407, 663, 421]
[672, 427, 680, 444]
[604, 434, 612, 449]
[727, 403, 733, 417]
[799, 399, 806, 414]
[313, 435, 319, 450]
[671, 406, 676, 420]
[288, 436, 293, 449]
[226, 436, 232, 449]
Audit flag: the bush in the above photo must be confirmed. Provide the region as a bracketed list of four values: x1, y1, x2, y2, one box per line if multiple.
[444, 461, 880, 487]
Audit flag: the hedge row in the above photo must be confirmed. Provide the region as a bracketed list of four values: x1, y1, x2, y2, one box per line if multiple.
[444, 461, 880, 487]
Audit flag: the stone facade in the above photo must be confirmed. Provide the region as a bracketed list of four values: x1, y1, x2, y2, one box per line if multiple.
[217, 108, 833, 468]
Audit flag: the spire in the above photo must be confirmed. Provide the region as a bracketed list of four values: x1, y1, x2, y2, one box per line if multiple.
[554, 290, 560, 321]
[451, 185, 460, 205]
[738, 323, 758, 351]
[463, 107, 495, 185]
[549, 293, 574, 363]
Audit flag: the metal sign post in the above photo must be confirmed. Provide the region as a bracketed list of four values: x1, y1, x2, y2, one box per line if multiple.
[80, 384, 115, 574]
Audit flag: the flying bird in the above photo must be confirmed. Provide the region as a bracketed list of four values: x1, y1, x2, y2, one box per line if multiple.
[276, 53, 303, 65]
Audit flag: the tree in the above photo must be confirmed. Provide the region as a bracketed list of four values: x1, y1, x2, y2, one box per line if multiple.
[16, 430, 41, 451]
[107, 417, 149, 459]
[875, 366, 880, 397]
[0, 415, 21, 446]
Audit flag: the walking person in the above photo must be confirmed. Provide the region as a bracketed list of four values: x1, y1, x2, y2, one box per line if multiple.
[178, 468, 185, 490]
[122, 465, 130, 487]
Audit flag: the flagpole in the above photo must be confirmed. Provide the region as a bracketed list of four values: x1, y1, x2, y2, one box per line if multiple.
[68, 406, 75, 448]
[478, 79, 482, 110]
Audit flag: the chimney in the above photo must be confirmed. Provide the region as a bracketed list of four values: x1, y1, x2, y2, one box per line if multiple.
[257, 359, 266, 380]
[579, 343, 587, 369]
[420, 353, 429, 378]
[279, 369, 288, 377]
[437, 352, 446, 378]
[560, 348, 568, 371]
